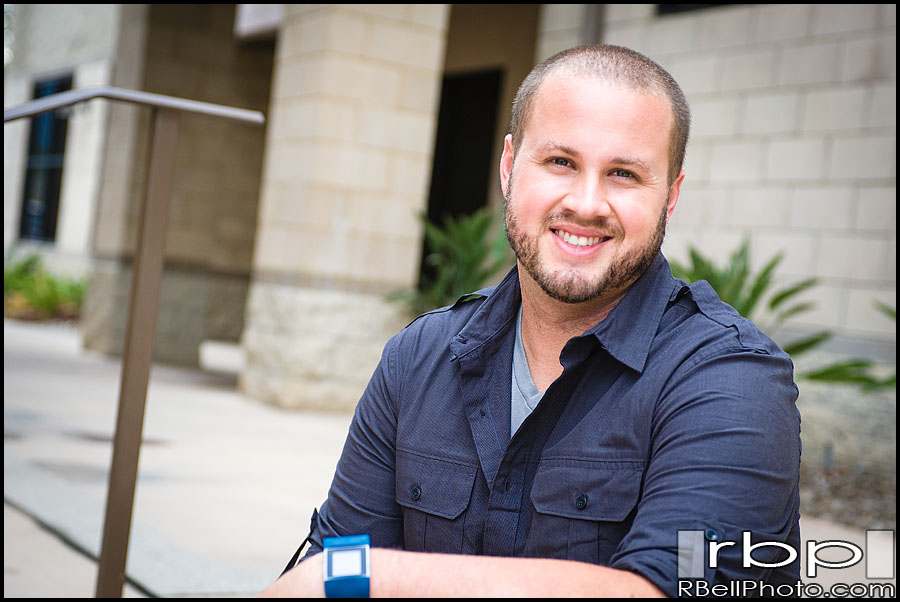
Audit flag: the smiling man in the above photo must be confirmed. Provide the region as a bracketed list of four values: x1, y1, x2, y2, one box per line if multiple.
[263, 45, 801, 598]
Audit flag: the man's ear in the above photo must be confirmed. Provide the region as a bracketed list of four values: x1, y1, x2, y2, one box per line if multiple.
[500, 134, 514, 199]
[665, 169, 686, 225]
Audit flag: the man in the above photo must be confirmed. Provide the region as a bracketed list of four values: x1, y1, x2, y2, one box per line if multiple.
[263, 45, 801, 597]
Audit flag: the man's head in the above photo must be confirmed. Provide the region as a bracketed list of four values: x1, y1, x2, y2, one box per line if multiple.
[509, 45, 690, 188]
[501, 45, 689, 306]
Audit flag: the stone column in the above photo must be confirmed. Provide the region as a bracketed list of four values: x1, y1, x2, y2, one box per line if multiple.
[242, 5, 450, 410]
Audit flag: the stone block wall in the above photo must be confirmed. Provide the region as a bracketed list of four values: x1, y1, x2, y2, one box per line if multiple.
[254, 5, 448, 290]
[242, 5, 450, 410]
[82, 260, 250, 366]
[598, 4, 896, 345]
[535, 4, 587, 61]
[241, 283, 410, 411]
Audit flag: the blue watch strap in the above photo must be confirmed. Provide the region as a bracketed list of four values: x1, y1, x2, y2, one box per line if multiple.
[323, 534, 370, 598]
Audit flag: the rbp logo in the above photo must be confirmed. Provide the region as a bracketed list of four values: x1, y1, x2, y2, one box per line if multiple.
[677, 530, 895, 579]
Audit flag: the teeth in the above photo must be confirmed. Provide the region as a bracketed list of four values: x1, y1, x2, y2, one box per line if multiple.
[555, 230, 605, 247]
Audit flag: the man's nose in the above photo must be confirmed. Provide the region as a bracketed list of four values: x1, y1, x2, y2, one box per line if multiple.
[559, 173, 612, 218]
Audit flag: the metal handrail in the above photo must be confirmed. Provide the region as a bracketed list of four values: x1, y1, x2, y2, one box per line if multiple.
[5, 86, 264, 598]
[4, 85, 264, 124]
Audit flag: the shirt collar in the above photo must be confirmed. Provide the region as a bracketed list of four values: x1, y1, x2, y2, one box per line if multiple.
[586, 252, 679, 373]
[451, 265, 521, 362]
[452, 253, 679, 374]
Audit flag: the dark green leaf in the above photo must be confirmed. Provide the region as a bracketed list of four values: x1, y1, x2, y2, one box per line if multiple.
[874, 300, 896, 320]
[781, 331, 831, 356]
[768, 278, 818, 311]
[743, 253, 783, 319]
[668, 257, 689, 281]
[773, 301, 817, 324]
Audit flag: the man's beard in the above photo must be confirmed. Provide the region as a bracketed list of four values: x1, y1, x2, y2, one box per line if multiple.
[504, 182, 667, 305]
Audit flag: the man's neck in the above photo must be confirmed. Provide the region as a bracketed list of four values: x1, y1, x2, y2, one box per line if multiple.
[517, 269, 627, 392]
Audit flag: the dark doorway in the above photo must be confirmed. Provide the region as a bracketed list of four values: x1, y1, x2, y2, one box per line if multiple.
[420, 69, 503, 288]
[19, 74, 73, 242]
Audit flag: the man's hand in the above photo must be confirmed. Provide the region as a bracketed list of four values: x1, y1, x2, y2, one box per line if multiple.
[259, 549, 666, 597]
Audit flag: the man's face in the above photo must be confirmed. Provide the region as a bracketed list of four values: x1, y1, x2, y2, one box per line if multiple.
[501, 72, 685, 305]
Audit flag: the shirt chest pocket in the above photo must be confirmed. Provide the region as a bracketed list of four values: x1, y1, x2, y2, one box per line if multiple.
[529, 460, 644, 564]
[395, 450, 477, 553]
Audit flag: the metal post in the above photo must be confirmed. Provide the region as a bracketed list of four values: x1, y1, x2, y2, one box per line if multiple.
[5, 87, 262, 598]
[95, 108, 180, 597]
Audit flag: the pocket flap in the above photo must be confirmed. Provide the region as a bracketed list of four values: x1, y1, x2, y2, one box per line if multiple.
[531, 459, 643, 522]
[395, 450, 477, 520]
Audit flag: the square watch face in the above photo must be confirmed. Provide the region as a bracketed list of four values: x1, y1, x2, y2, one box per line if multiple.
[326, 546, 368, 578]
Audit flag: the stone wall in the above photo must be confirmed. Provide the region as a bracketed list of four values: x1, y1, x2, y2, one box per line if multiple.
[241, 283, 410, 411]
[598, 4, 895, 345]
[242, 5, 450, 410]
[82, 260, 250, 366]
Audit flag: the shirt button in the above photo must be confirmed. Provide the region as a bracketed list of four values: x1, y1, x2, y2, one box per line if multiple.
[575, 493, 588, 510]
[410, 486, 422, 501]
[704, 528, 719, 542]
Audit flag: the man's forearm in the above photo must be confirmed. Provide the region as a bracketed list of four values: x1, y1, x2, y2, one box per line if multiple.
[261, 548, 666, 598]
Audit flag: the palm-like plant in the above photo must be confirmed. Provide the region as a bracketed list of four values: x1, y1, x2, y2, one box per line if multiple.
[392, 207, 512, 316]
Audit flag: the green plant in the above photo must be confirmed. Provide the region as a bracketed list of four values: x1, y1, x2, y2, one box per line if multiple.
[3, 252, 87, 321]
[3, 253, 42, 294]
[669, 238, 893, 391]
[803, 302, 895, 393]
[669, 238, 828, 356]
[391, 207, 512, 315]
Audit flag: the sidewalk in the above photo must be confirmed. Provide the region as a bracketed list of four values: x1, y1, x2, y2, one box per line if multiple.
[4, 319, 896, 597]
[4, 319, 352, 597]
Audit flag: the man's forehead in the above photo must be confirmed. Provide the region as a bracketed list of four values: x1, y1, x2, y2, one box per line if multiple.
[523, 74, 672, 134]
[518, 71, 675, 165]
[534, 69, 666, 112]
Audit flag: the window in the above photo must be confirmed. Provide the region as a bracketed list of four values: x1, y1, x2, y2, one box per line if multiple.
[19, 74, 72, 242]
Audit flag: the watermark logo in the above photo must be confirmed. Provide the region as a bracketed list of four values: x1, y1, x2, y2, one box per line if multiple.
[677, 529, 895, 579]
[677, 530, 896, 598]
[677, 580, 895, 598]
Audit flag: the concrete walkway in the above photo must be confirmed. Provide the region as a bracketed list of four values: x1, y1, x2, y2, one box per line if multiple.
[4, 319, 352, 597]
[4, 319, 895, 597]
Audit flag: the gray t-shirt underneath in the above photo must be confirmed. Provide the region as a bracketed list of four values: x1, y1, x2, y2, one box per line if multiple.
[511, 304, 545, 437]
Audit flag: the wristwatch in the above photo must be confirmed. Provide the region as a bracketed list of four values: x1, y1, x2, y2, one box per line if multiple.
[323, 534, 371, 598]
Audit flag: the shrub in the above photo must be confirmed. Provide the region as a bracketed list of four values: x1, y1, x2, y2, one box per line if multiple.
[3, 253, 86, 321]
[391, 207, 512, 316]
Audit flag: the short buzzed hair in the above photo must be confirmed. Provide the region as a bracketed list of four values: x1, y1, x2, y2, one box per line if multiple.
[509, 45, 691, 186]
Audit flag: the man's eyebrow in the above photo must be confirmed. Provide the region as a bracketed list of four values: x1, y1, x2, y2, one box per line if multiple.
[610, 156, 652, 172]
[536, 141, 581, 157]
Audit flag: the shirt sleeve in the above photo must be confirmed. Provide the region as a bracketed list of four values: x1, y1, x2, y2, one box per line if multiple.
[609, 344, 801, 597]
[303, 333, 405, 558]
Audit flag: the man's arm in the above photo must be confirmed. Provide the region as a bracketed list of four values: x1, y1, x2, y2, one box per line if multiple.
[608, 343, 801, 591]
[261, 548, 666, 597]
[302, 334, 405, 557]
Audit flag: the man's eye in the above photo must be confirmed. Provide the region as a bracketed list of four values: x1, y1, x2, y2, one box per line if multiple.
[551, 157, 572, 168]
[611, 169, 634, 179]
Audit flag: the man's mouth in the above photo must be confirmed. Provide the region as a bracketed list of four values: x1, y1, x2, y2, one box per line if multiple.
[551, 229, 612, 248]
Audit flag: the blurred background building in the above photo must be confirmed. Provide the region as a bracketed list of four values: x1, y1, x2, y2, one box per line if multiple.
[4, 4, 896, 411]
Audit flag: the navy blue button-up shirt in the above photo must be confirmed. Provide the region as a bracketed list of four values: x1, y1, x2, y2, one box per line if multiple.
[304, 253, 801, 596]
